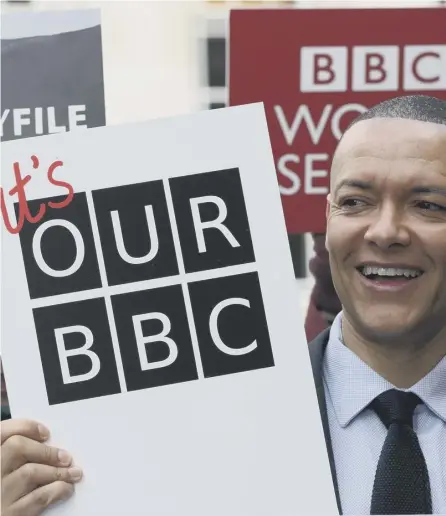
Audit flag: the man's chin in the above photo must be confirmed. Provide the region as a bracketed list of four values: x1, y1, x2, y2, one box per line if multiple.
[349, 308, 420, 343]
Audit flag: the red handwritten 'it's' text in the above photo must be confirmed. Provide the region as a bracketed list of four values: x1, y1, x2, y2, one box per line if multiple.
[0, 156, 74, 235]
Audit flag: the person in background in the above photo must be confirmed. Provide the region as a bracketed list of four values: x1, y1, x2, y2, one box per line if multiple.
[305, 233, 341, 341]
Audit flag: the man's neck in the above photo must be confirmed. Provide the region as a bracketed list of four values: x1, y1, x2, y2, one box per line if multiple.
[341, 315, 446, 389]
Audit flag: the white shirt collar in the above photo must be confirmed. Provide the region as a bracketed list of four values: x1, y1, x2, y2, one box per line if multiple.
[323, 312, 446, 428]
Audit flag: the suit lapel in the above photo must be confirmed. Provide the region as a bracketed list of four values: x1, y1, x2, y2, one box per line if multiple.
[309, 329, 342, 514]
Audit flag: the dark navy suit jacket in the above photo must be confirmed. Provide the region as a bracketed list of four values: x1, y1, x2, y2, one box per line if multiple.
[309, 329, 342, 514]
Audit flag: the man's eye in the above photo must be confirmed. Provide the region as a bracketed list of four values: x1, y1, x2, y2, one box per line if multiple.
[340, 198, 367, 208]
[416, 201, 446, 212]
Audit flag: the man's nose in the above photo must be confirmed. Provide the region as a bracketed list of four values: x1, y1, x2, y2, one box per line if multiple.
[363, 204, 411, 249]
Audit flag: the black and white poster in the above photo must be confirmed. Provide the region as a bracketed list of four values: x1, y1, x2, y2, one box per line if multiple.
[1, 8, 106, 142]
[1, 105, 337, 515]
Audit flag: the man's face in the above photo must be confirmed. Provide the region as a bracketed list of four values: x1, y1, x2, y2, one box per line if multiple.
[326, 118, 446, 343]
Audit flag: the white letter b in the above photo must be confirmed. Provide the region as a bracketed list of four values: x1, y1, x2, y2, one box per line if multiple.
[54, 325, 100, 384]
[132, 312, 178, 371]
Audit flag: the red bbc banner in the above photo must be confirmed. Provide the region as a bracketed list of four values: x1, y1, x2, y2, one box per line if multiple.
[229, 8, 446, 234]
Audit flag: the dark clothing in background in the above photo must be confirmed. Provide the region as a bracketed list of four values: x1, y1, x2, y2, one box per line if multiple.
[305, 234, 341, 342]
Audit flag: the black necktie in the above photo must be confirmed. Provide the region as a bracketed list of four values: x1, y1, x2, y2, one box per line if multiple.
[370, 389, 432, 515]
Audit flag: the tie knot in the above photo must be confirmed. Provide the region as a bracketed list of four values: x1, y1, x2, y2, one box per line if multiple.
[371, 389, 422, 429]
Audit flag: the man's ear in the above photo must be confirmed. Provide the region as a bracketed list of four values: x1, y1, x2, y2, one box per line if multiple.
[325, 195, 331, 252]
[326, 194, 332, 220]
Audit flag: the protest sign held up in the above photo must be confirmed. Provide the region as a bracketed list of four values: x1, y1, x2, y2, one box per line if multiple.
[1, 104, 338, 515]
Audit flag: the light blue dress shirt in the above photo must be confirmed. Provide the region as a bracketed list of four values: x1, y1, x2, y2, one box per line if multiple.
[323, 313, 446, 515]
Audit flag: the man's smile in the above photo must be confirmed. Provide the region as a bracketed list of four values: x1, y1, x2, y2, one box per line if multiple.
[355, 264, 425, 293]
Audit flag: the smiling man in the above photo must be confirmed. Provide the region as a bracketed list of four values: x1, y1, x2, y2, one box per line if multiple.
[309, 94, 446, 515]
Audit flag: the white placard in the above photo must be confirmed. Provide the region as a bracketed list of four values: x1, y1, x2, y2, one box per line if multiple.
[1, 104, 338, 516]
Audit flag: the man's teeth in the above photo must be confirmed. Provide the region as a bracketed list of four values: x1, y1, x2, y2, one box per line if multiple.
[361, 266, 421, 278]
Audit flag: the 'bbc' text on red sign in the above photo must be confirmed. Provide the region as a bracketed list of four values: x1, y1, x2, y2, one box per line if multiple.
[229, 8, 446, 233]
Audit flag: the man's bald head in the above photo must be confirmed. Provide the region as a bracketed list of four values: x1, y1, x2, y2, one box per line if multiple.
[331, 95, 446, 187]
[346, 94, 446, 133]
